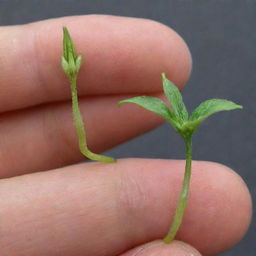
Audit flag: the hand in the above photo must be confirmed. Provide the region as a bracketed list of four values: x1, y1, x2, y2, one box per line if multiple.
[0, 15, 251, 256]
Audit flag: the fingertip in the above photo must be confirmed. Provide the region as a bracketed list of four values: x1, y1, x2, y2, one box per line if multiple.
[157, 22, 192, 89]
[212, 162, 252, 247]
[179, 161, 252, 255]
[113, 159, 252, 255]
[135, 18, 192, 89]
[120, 240, 201, 256]
[0, 15, 192, 112]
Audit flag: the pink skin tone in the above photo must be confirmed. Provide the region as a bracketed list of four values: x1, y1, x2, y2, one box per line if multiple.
[0, 15, 252, 256]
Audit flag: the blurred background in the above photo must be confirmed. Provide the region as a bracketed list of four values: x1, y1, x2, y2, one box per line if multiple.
[0, 1, 255, 255]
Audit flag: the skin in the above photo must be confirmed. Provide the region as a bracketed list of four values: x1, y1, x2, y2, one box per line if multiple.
[0, 15, 252, 256]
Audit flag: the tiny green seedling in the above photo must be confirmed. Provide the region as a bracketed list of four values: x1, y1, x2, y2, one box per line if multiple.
[61, 26, 242, 243]
[61, 27, 115, 163]
[118, 73, 242, 243]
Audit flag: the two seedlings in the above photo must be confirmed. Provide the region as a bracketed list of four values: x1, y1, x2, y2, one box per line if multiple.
[61, 27, 242, 243]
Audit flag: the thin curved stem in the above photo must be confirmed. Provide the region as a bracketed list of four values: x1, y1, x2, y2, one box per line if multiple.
[163, 135, 192, 243]
[70, 78, 116, 163]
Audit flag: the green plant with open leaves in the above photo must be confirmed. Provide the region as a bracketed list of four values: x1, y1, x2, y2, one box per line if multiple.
[61, 27, 115, 163]
[118, 73, 242, 243]
[60, 26, 242, 244]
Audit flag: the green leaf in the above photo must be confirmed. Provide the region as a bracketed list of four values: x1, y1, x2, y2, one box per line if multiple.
[162, 73, 188, 123]
[118, 96, 179, 128]
[75, 55, 82, 72]
[118, 96, 171, 119]
[62, 27, 82, 80]
[61, 56, 69, 74]
[63, 27, 77, 62]
[189, 99, 243, 127]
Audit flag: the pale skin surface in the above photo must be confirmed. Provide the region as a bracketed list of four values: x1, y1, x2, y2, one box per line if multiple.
[0, 15, 252, 256]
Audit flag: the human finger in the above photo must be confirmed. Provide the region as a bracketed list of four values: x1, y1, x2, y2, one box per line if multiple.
[0, 15, 191, 112]
[119, 240, 202, 256]
[0, 159, 251, 256]
[0, 94, 165, 178]
[0, 14, 192, 178]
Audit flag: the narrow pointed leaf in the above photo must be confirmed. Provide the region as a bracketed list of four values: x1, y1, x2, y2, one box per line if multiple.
[75, 55, 82, 72]
[189, 99, 242, 127]
[61, 56, 69, 73]
[118, 96, 179, 126]
[63, 27, 77, 62]
[62, 27, 83, 80]
[162, 73, 188, 122]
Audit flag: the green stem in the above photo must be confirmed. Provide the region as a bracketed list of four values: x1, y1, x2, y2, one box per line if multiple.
[70, 77, 116, 163]
[163, 135, 192, 243]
